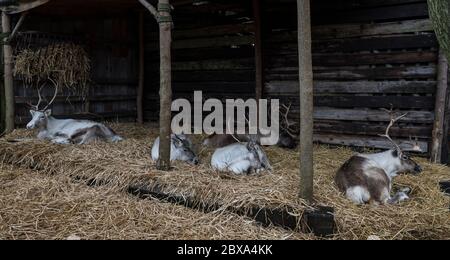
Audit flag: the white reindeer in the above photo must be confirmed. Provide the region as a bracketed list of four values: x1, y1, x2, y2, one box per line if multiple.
[26, 87, 123, 145]
[151, 134, 199, 165]
[335, 109, 423, 205]
[211, 134, 272, 175]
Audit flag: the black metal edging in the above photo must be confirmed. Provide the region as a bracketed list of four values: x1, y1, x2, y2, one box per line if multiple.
[127, 184, 336, 237]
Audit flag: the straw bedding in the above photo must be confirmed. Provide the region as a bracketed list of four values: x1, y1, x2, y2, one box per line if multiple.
[1, 123, 449, 240]
[0, 165, 308, 240]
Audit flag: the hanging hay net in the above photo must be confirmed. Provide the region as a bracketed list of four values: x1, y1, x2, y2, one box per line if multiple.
[13, 32, 91, 101]
[428, 0, 450, 60]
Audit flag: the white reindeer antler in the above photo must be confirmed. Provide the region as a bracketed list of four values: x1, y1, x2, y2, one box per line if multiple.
[379, 107, 408, 154]
[28, 86, 44, 111]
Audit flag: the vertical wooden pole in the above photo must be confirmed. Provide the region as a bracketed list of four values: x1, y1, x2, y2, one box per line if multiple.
[440, 72, 450, 164]
[431, 49, 449, 163]
[157, 0, 173, 171]
[2, 11, 14, 134]
[253, 0, 263, 102]
[297, 0, 314, 202]
[137, 11, 145, 124]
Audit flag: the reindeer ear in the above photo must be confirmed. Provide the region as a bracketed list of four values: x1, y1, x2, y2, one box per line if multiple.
[44, 109, 52, 117]
[30, 110, 35, 116]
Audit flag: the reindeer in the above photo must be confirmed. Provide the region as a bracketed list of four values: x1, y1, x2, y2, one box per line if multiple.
[210, 119, 272, 175]
[151, 134, 199, 165]
[203, 103, 298, 149]
[335, 109, 423, 205]
[26, 87, 123, 145]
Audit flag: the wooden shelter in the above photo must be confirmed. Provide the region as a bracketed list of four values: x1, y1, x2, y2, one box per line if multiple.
[0, 0, 449, 201]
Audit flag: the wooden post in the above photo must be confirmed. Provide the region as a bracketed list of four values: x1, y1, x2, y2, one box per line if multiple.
[138, 0, 173, 171]
[431, 49, 449, 163]
[297, 0, 314, 202]
[137, 11, 145, 124]
[156, 0, 173, 171]
[441, 77, 450, 164]
[253, 0, 263, 102]
[2, 11, 14, 134]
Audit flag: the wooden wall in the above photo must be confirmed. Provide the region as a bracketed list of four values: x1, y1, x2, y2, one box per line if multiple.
[143, 0, 256, 121]
[8, 0, 441, 154]
[13, 14, 138, 125]
[264, 0, 437, 152]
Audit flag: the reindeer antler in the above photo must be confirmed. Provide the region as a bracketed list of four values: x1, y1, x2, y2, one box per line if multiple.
[28, 86, 44, 111]
[280, 102, 298, 138]
[41, 78, 59, 111]
[28, 79, 59, 112]
[379, 107, 408, 154]
[404, 136, 423, 153]
[227, 117, 242, 143]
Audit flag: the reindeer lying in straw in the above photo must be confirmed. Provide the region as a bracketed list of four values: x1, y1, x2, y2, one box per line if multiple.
[335, 108, 423, 205]
[210, 120, 272, 175]
[203, 103, 298, 149]
[26, 87, 123, 145]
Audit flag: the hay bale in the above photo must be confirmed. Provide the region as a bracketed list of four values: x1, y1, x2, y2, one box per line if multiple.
[1, 123, 449, 239]
[0, 165, 308, 240]
[14, 43, 91, 96]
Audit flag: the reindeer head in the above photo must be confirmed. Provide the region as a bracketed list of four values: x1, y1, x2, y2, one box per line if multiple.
[246, 135, 272, 171]
[27, 109, 52, 130]
[26, 85, 58, 130]
[172, 135, 199, 165]
[380, 108, 423, 175]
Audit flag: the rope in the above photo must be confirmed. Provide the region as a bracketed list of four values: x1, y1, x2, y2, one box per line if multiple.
[157, 3, 173, 24]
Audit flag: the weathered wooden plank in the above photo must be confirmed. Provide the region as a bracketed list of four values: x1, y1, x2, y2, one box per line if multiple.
[169, 58, 255, 71]
[313, 108, 434, 123]
[313, 34, 437, 53]
[267, 66, 437, 80]
[269, 2, 429, 25]
[267, 51, 437, 67]
[146, 35, 254, 50]
[313, 19, 433, 40]
[314, 133, 429, 152]
[149, 23, 255, 40]
[266, 81, 437, 94]
[15, 95, 137, 103]
[313, 95, 434, 109]
[315, 120, 432, 138]
[170, 70, 255, 82]
[266, 34, 438, 53]
[146, 46, 255, 62]
[312, 2, 429, 25]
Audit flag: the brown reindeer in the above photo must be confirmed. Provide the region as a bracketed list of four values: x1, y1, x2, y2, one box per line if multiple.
[335, 109, 423, 205]
[203, 103, 298, 149]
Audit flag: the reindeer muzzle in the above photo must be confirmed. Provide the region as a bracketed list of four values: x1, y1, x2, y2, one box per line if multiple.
[414, 165, 423, 174]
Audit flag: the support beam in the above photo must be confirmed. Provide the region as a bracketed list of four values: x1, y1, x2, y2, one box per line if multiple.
[137, 11, 145, 124]
[441, 70, 450, 164]
[2, 11, 14, 134]
[253, 0, 263, 101]
[431, 49, 449, 163]
[297, 0, 314, 202]
[138, 0, 173, 170]
[157, 0, 173, 171]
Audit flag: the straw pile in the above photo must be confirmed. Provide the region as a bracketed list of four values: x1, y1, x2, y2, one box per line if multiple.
[14, 43, 90, 96]
[1, 123, 449, 240]
[0, 165, 307, 240]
